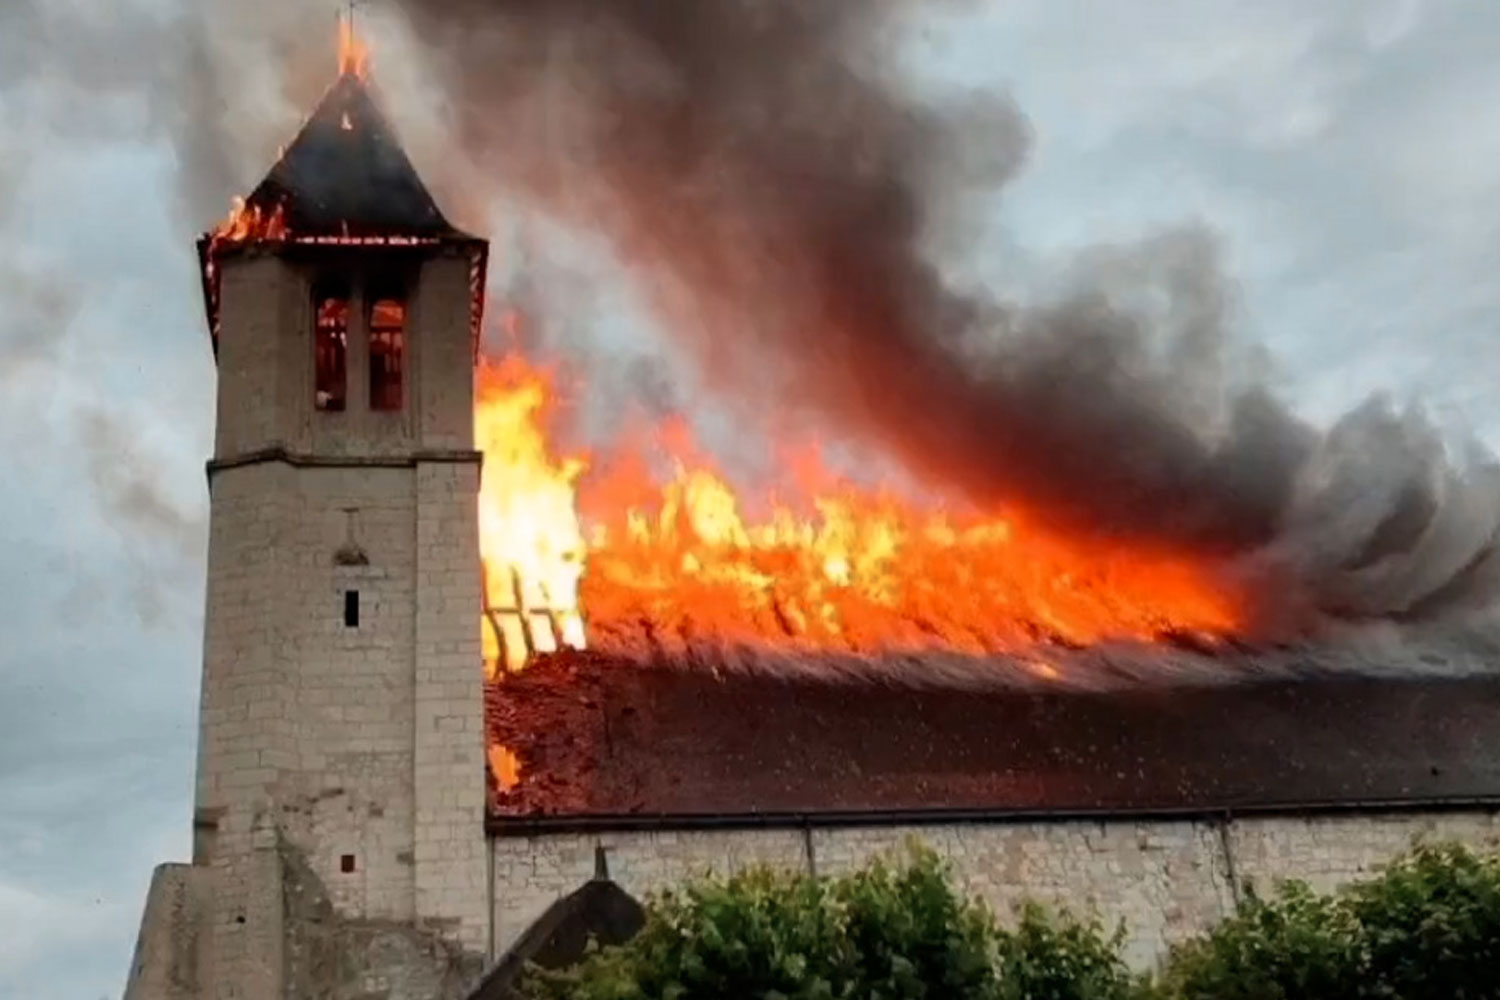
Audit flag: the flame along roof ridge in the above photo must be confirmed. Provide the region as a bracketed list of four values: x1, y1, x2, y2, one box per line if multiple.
[240, 69, 470, 241]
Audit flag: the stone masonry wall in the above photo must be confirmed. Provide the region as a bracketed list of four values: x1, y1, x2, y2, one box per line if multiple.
[281, 836, 483, 1000]
[123, 863, 213, 1000]
[213, 254, 285, 458]
[413, 255, 478, 452]
[413, 459, 489, 952]
[195, 458, 297, 1000]
[172, 248, 489, 999]
[277, 465, 420, 925]
[491, 809, 1500, 970]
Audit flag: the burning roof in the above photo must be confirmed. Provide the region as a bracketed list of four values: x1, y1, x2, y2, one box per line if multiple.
[182, 15, 1500, 832]
[486, 649, 1500, 827]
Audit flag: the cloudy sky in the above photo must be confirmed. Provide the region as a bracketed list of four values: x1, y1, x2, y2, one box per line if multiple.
[3, 0, 1499, 995]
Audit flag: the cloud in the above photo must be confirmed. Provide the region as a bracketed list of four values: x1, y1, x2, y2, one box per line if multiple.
[0, 881, 126, 997]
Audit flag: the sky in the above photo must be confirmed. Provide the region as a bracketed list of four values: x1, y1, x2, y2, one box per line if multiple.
[3, 0, 1500, 996]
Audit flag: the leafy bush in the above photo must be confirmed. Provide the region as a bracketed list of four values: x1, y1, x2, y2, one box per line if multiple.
[1346, 843, 1500, 1000]
[1154, 841, 1500, 1000]
[518, 842, 1137, 1000]
[993, 903, 1139, 1000]
[518, 839, 1500, 1000]
[1152, 881, 1364, 1000]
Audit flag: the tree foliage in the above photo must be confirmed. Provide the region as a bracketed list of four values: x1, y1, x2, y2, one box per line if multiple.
[1153, 842, 1500, 1000]
[518, 842, 1135, 1000]
[992, 903, 1138, 1000]
[517, 839, 1500, 1000]
[1151, 881, 1364, 1000]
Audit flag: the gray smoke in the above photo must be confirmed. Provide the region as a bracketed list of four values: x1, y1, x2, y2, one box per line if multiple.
[385, 0, 1500, 628]
[9, 0, 1498, 632]
[587, 622, 1500, 694]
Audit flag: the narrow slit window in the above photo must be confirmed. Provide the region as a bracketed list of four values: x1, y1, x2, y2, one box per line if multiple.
[368, 296, 406, 411]
[314, 282, 349, 412]
[343, 590, 359, 628]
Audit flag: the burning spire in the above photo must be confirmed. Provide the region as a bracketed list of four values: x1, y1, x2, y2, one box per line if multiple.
[338, 2, 371, 80]
[194, 15, 483, 347]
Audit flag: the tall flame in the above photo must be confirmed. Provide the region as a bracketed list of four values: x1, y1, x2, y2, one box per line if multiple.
[475, 355, 1243, 676]
[477, 358, 589, 675]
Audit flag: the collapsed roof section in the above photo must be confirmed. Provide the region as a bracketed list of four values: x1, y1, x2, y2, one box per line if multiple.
[195, 70, 486, 354]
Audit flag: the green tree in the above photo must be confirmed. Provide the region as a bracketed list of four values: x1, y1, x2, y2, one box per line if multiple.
[1347, 843, 1500, 1000]
[519, 837, 1500, 999]
[519, 842, 1135, 1000]
[1154, 841, 1500, 1000]
[1152, 881, 1364, 1000]
[993, 903, 1139, 1000]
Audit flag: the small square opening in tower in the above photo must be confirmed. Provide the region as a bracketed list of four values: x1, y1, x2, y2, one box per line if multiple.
[314, 279, 350, 412]
[340, 854, 356, 874]
[369, 294, 406, 411]
[343, 590, 360, 628]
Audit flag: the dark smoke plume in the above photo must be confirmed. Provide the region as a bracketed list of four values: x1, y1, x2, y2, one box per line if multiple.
[391, 0, 1500, 625]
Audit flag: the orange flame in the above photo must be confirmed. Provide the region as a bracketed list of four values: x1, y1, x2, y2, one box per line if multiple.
[338, 13, 370, 80]
[489, 745, 522, 790]
[475, 355, 1242, 675]
[477, 358, 589, 676]
[208, 196, 288, 251]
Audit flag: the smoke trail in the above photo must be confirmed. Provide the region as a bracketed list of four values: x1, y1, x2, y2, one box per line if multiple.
[389, 0, 1500, 624]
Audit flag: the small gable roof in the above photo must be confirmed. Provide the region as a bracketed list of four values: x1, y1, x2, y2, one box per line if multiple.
[468, 849, 646, 1000]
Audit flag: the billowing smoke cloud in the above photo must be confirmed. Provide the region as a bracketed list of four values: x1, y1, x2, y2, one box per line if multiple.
[9, 0, 1496, 631]
[388, 0, 1500, 626]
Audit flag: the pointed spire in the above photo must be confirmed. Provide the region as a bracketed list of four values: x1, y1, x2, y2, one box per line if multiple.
[216, 3, 466, 243]
[195, 14, 488, 352]
[239, 72, 461, 241]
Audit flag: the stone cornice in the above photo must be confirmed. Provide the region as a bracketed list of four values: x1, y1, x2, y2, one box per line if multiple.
[206, 445, 483, 479]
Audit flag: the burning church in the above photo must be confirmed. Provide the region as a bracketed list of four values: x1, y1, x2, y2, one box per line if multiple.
[123, 14, 1500, 1000]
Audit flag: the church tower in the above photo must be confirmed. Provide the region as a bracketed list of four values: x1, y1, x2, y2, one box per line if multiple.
[126, 43, 491, 1000]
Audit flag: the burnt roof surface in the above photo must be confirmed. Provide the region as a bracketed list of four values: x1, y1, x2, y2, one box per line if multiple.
[486, 652, 1500, 828]
[244, 71, 465, 239]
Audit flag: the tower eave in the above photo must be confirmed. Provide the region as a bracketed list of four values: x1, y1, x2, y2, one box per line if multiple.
[197, 235, 489, 361]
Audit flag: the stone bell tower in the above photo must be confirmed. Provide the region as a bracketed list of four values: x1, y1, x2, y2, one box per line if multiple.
[125, 50, 492, 1000]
